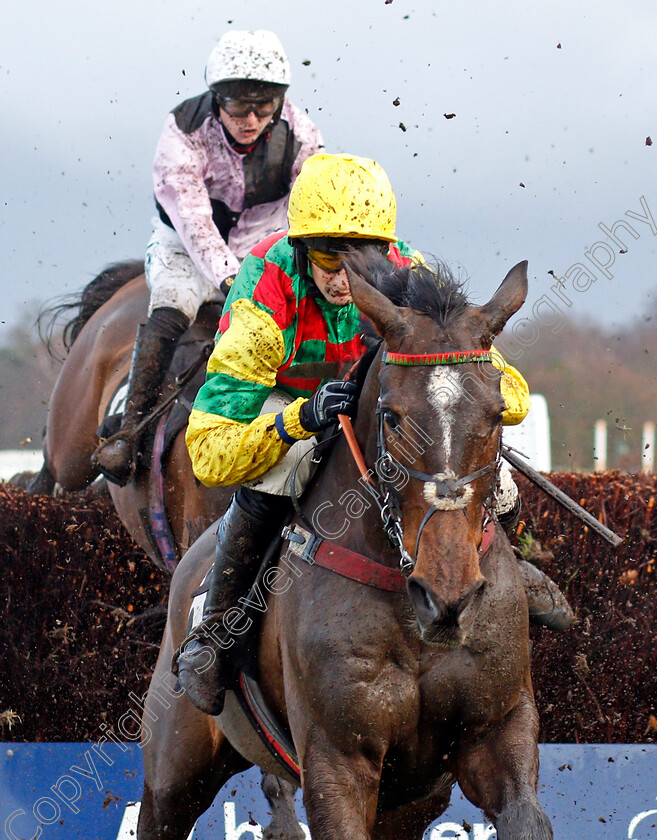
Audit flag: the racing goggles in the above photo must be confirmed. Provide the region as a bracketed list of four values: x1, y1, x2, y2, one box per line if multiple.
[217, 96, 281, 118]
[307, 241, 389, 273]
[307, 249, 346, 272]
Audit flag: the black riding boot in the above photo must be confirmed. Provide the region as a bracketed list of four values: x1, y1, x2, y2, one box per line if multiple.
[174, 488, 291, 716]
[499, 497, 574, 631]
[92, 307, 189, 486]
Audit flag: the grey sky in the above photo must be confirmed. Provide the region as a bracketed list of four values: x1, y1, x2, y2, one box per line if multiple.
[2, 0, 655, 338]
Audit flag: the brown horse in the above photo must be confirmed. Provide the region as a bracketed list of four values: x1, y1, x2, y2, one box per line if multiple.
[29, 262, 229, 569]
[29, 262, 305, 838]
[138, 256, 553, 840]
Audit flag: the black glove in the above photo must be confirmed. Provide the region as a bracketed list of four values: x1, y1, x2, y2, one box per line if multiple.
[299, 380, 359, 433]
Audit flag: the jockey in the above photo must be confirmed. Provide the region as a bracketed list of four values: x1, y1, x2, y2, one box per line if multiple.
[174, 152, 565, 717]
[93, 30, 323, 486]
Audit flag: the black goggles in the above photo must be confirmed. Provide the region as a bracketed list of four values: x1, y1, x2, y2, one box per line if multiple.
[216, 96, 282, 118]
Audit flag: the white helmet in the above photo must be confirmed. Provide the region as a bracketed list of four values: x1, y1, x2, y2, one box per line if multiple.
[205, 30, 291, 89]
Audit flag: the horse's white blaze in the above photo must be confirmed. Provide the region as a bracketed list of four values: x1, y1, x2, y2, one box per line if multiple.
[425, 368, 473, 509]
[426, 367, 463, 465]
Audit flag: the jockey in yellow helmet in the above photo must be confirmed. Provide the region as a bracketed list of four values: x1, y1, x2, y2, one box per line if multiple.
[173, 153, 570, 718]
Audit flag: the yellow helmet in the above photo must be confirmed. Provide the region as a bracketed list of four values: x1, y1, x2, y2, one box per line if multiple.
[287, 153, 397, 242]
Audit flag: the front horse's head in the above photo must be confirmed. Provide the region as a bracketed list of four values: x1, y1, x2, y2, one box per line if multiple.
[346, 252, 527, 643]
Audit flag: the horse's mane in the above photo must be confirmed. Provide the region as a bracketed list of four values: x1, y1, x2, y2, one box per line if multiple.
[348, 249, 470, 327]
[38, 259, 144, 357]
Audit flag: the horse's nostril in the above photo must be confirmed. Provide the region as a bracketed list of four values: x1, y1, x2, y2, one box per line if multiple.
[457, 577, 487, 616]
[421, 586, 433, 613]
[407, 576, 484, 637]
[407, 578, 443, 624]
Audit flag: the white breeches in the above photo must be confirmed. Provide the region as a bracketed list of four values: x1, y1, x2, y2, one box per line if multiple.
[243, 390, 318, 498]
[145, 219, 226, 321]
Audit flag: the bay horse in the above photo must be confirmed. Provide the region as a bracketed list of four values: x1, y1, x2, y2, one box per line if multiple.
[29, 262, 230, 570]
[29, 262, 305, 838]
[138, 255, 553, 840]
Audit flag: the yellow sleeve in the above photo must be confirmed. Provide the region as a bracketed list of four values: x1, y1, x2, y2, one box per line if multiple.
[186, 398, 311, 487]
[491, 345, 530, 425]
[185, 298, 314, 487]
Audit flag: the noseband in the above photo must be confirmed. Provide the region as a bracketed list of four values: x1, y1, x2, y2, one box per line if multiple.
[344, 347, 500, 576]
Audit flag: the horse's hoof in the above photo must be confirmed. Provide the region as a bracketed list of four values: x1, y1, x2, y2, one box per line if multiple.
[529, 607, 575, 632]
[92, 438, 134, 486]
[519, 560, 575, 632]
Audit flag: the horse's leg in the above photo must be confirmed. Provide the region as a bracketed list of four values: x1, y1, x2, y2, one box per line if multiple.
[371, 787, 452, 840]
[301, 730, 382, 840]
[454, 688, 553, 840]
[139, 739, 247, 840]
[24, 463, 57, 495]
[138, 666, 249, 839]
[260, 772, 305, 840]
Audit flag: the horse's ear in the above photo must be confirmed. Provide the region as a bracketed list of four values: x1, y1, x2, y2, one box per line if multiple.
[344, 256, 408, 345]
[474, 260, 528, 340]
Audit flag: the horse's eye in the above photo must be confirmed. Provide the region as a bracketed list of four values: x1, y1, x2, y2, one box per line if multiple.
[383, 410, 401, 431]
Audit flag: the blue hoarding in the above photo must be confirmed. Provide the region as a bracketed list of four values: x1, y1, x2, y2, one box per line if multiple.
[2, 743, 656, 839]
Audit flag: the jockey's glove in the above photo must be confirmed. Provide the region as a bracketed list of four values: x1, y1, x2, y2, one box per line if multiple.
[299, 380, 359, 433]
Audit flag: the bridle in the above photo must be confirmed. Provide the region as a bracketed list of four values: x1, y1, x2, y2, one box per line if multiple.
[341, 346, 501, 576]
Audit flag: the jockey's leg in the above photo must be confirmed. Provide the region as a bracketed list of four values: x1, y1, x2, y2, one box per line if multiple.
[174, 388, 317, 716]
[93, 220, 224, 486]
[495, 463, 574, 632]
[173, 487, 291, 716]
[92, 306, 189, 485]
